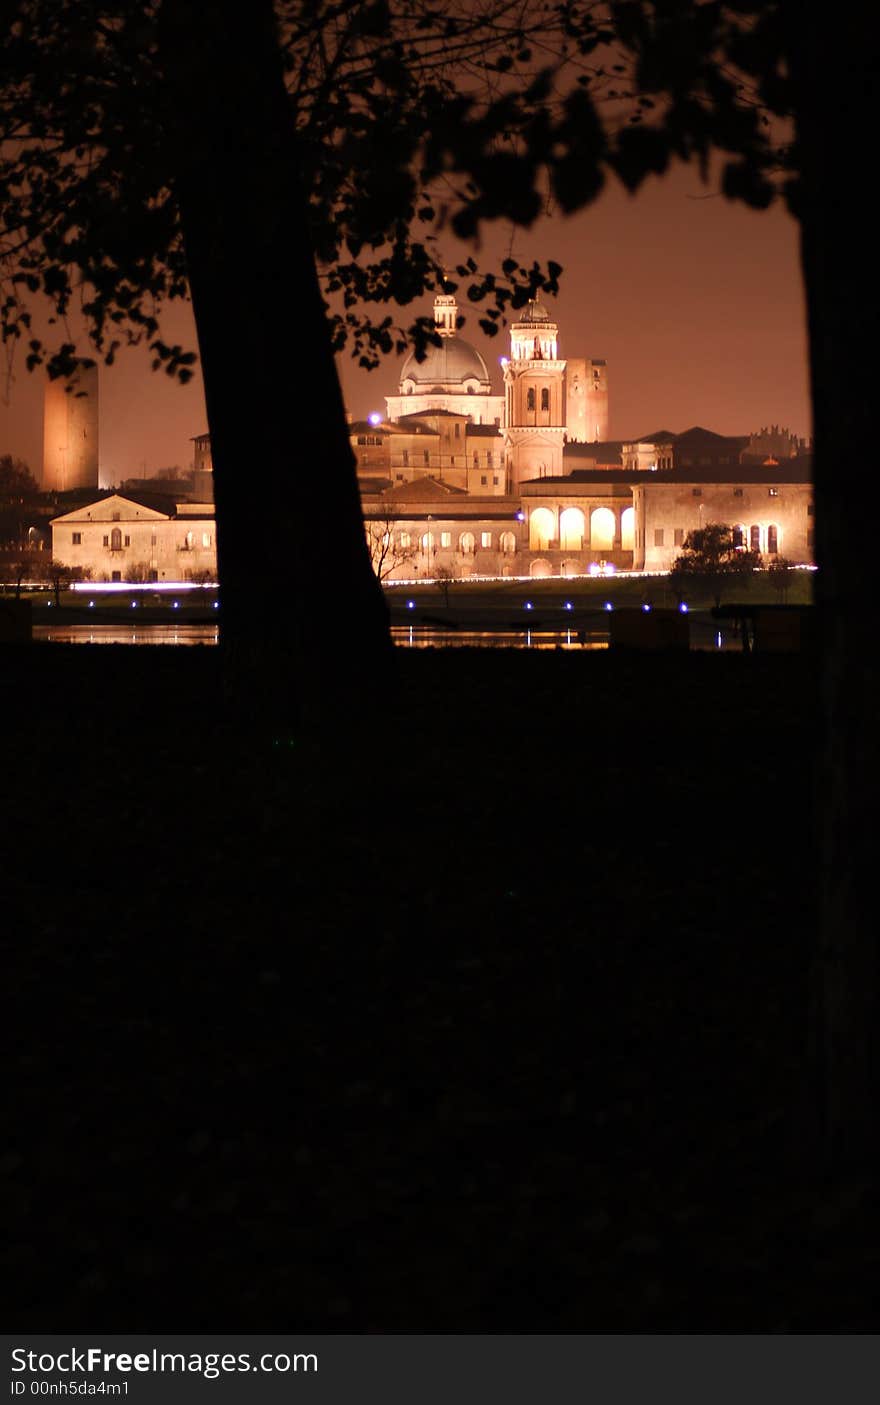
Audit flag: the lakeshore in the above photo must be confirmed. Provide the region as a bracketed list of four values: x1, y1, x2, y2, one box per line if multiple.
[2, 566, 814, 631]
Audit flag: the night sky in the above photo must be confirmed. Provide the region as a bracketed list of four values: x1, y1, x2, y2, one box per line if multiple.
[0, 161, 809, 485]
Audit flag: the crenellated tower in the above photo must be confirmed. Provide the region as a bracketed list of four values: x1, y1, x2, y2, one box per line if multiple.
[564, 357, 609, 443]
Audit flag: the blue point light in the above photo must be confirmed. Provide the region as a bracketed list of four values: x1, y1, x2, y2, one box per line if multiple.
[88, 601, 94, 608]
[604, 601, 613, 611]
[131, 601, 137, 608]
[213, 601, 219, 609]
[642, 602, 651, 612]
[172, 601, 179, 609]
[679, 602, 689, 613]
[407, 600, 416, 610]
[563, 601, 573, 611]
[524, 601, 533, 610]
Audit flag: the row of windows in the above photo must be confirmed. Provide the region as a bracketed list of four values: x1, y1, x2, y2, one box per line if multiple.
[404, 384, 486, 396]
[647, 524, 783, 552]
[398, 450, 496, 468]
[393, 530, 517, 553]
[733, 525, 779, 553]
[651, 528, 685, 547]
[74, 528, 213, 550]
[694, 487, 783, 498]
[393, 471, 501, 485]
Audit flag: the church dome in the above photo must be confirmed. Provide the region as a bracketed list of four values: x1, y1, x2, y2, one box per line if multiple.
[400, 335, 490, 391]
[518, 299, 552, 323]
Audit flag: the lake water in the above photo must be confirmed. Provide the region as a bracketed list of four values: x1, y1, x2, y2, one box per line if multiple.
[33, 621, 742, 650]
[34, 624, 221, 647]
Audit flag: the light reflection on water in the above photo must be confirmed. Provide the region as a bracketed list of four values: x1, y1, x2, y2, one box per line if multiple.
[394, 626, 608, 650]
[33, 622, 741, 651]
[34, 625, 220, 647]
[393, 623, 741, 651]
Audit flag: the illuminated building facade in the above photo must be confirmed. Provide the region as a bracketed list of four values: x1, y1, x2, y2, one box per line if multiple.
[356, 295, 813, 578]
[50, 494, 216, 582]
[49, 297, 812, 585]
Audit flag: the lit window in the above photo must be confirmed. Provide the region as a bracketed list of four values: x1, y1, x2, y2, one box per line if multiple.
[481, 532, 492, 548]
[202, 533, 212, 548]
[440, 532, 451, 548]
[399, 532, 411, 548]
[768, 487, 779, 497]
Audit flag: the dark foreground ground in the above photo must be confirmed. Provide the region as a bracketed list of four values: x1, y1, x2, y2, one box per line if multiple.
[3, 642, 877, 1330]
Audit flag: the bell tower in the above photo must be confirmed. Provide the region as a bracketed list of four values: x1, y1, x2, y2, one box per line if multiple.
[503, 301, 566, 490]
[432, 292, 458, 336]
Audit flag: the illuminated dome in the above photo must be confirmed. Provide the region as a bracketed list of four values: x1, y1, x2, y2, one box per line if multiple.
[400, 336, 490, 392]
[518, 299, 552, 323]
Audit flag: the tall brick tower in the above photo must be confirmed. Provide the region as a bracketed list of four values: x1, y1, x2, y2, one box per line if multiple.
[502, 301, 567, 490]
[42, 363, 99, 492]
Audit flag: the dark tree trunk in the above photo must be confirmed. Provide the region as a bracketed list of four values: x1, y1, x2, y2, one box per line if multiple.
[157, 0, 391, 727]
[790, 7, 878, 1172]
